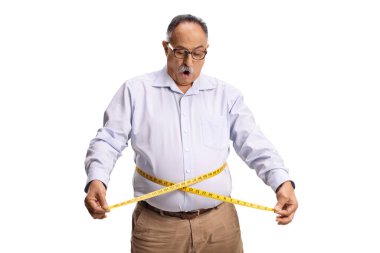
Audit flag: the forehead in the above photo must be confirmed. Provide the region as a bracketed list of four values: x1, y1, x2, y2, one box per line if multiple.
[170, 22, 207, 47]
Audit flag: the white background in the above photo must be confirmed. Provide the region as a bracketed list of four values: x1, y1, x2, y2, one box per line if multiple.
[1, 0, 379, 252]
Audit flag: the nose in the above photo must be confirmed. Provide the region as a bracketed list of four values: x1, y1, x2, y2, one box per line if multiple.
[183, 53, 193, 67]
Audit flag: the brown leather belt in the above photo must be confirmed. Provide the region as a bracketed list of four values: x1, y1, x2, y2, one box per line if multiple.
[140, 201, 218, 220]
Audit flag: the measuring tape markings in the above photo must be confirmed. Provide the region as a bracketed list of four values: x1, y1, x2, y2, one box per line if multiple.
[108, 163, 225, 210]
[136, 165, 274, 212]
[109, 163, 274, 212]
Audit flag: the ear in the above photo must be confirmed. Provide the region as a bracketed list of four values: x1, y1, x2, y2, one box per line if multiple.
[162, 40, 169, 56]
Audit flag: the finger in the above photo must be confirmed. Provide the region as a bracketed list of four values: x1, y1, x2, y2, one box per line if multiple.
[276, 203, 297, 216]
[276, 212, 295, 225]
[87, 205, 108, 219]
[274, 200, 287, 214]
[97, 193, 110, 212]
[92, 213, 108, 219]
[85, 197, 107, 216]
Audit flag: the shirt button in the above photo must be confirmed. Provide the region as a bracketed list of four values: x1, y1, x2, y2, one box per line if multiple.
[186, 170, 190, 174]
[184, 129, 188, 133]
[185, 148, 190, 152]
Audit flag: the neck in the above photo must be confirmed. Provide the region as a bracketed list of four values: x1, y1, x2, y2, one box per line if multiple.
[177, 83, 192, 93]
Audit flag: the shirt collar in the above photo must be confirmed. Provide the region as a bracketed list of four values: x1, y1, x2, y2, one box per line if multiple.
[153, 66, 216, 94]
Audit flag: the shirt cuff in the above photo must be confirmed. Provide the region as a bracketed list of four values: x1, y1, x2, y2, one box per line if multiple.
[266, 169, 293, 192]
[275, 180, 296, 193]
[84, 168, 110, 192]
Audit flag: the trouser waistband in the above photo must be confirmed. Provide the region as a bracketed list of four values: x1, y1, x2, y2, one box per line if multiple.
[139, 201, 220, 220]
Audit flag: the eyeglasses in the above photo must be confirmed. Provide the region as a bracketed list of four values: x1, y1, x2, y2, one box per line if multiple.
[167, 43, 207, 60]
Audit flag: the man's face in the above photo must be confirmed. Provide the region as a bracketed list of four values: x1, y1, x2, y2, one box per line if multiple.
[163, 22, 208, 89]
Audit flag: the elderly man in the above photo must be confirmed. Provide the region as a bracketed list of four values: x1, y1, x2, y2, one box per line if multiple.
[84, 14, 298, 253]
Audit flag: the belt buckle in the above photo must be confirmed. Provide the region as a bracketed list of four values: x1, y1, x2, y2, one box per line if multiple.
[189, 209, 200, 219]
[179, 209, 200, 220]
[190, 209, 200, 217]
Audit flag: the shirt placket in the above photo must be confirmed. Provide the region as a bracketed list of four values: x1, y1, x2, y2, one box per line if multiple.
[179, 94, 193, 210]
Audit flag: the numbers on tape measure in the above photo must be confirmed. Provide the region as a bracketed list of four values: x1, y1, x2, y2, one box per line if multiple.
[109, 163, 274, 212]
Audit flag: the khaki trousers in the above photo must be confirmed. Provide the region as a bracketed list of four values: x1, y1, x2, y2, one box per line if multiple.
[131, 202, 243, 253]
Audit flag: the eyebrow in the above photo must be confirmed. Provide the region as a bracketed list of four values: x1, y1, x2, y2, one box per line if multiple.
[174, 45, 206, 50]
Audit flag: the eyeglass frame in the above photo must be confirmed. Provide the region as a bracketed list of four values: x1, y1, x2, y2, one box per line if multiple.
[166, 42, 208, 60]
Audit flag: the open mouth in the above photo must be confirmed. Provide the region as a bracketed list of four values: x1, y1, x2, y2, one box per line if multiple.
[178, 66, 193, 77]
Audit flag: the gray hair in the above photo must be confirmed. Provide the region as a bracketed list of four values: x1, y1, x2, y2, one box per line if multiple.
[166, 14, 208, 41]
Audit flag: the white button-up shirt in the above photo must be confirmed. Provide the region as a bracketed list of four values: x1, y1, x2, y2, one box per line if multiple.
[85, 66, 291, 211]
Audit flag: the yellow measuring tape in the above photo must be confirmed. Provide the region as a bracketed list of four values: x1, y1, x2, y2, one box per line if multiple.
[109, 163, 274, 212]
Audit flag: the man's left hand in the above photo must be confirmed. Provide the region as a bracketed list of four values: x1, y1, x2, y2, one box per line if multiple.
[274, 181, 298, 225]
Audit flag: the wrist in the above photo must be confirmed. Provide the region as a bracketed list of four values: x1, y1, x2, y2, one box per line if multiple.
[85, 179, 107, 193]
[275, 180, 295, 193]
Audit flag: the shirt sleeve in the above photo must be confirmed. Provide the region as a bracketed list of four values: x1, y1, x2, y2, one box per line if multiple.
[84, 82, 133, 192]
[227, 85, 292, 191]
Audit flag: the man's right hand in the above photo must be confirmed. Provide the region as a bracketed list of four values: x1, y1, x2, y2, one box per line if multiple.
[84, 180, 110, 219]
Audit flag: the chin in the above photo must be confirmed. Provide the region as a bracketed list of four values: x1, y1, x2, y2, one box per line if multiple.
[177, 76, 194, 84]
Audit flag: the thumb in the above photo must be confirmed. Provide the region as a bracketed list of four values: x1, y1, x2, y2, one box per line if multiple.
[97, 192, 110, 212]
[274, 196, 287, 214]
